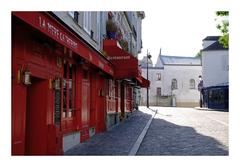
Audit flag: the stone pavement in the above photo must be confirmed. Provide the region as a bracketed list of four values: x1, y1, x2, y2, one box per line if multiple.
[65, 108, 153, 155]
[65, 106, 228, 156]
[137, 107, 228, 155]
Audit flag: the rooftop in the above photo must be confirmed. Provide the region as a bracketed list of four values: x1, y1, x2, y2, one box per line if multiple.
[156, 55, 201, 66]
[202, 40, 228, 51]
[202, 36, 220, 41]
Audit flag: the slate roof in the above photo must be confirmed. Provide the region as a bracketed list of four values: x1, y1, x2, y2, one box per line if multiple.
[202, 40, 228, 51]
[202, 36, 220, 41]
[156, 55, 201, 66]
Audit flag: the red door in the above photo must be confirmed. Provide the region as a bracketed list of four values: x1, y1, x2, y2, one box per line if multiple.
[96, 75, 106, 133]
[81, 79, 90, 141]
[25, 77, 48, 155]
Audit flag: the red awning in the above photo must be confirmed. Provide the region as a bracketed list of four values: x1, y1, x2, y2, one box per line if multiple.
[103, 40, 138, 79]
[13, 12, 114, 76]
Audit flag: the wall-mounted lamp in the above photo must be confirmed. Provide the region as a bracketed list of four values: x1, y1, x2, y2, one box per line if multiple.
[50, 78, 61, 90]
[22, 70, 32, 85]
[54, 78, 61, 90]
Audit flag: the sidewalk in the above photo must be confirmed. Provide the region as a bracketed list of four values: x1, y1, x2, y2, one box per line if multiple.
[64, 108, 154, 155]
[194, 107, 228, 112]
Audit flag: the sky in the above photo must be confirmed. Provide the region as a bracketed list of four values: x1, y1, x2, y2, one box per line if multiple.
[138, 9, 221, 65]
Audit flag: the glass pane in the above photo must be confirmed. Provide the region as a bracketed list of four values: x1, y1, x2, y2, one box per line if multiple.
[69, 64, 72, 79]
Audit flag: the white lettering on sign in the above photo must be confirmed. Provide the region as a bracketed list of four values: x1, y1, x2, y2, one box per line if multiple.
[108, 56, 131, 60]
[38, 16, 77, 49]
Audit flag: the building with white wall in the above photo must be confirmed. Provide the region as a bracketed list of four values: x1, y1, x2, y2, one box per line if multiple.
[201, 36, 229, 87]
[140, 51, 202, 107]
[200, 36, 229, 109]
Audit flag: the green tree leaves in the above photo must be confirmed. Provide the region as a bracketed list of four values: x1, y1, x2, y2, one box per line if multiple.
[216, 11, 229, 48]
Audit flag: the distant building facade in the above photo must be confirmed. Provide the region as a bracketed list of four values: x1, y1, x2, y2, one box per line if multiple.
[140, 51, 202, 107]
[201, 36, 229, 109]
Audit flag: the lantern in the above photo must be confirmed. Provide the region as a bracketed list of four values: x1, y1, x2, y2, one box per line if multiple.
[23, 70, 31, 85]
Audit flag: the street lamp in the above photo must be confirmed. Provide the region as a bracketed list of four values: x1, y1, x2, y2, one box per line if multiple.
[146, 49, 151, 108]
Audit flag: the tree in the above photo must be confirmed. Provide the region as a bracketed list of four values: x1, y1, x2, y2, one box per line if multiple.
[195, 50, 202, 58]
[216, 11, 229, 48]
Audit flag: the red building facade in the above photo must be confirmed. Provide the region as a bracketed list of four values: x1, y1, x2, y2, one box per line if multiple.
[12, 12, 149, 155]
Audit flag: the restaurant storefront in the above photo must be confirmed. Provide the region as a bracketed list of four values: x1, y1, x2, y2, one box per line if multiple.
[12, 12, 149, 155]
[12, 12, 113, 155]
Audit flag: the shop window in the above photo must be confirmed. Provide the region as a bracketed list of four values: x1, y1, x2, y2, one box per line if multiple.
[63, 62, 76, 118]
[108, 79, 115, 98]
[171, 79, 178, 90]
[190, 79, 195, 89]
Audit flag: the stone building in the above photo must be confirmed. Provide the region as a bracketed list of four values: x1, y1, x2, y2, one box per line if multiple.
[140, 50, 202, 107]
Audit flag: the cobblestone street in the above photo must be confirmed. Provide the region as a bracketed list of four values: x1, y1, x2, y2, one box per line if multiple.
[65, 109, 153, 155]
[137, 107, 228, 155]
[65, 106, 228, 155]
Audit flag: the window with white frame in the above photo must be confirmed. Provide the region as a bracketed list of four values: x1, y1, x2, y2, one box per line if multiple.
[156, 73, 161, 81]
[68, 11, 74, 18]
[83, 12, 91, 35]
[171, 79, 178, 90]
[68, 11, 79, 22]
[190, 79, 195, 89]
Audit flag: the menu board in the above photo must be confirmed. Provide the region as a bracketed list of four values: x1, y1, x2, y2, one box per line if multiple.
[54, 89, 61, 125]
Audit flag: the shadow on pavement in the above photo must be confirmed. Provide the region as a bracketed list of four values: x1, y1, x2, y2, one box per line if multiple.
[65, 110, 152, 155]
[137, 116, 228, 155]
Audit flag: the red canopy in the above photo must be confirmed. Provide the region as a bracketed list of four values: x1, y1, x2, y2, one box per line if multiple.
[140, 76, 150, 88]
[103, 40, 139, 79]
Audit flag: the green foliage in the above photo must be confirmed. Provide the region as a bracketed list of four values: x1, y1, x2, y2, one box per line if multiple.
[216, 11, 229, 16]
[216, 11, 229, 48]
[219, 34, 229, 48]
[195, 51, 202, 58]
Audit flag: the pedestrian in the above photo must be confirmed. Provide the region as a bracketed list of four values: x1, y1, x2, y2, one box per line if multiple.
[198, 75, 203, 107]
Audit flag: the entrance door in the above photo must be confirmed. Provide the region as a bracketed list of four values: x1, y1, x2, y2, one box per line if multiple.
[25, 77, 48, 155]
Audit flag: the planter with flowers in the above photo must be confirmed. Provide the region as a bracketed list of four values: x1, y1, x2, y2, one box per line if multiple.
[106, 19, 118, 39]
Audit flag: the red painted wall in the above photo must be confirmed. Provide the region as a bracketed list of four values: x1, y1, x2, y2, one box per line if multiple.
[12, 17, 63, 155]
